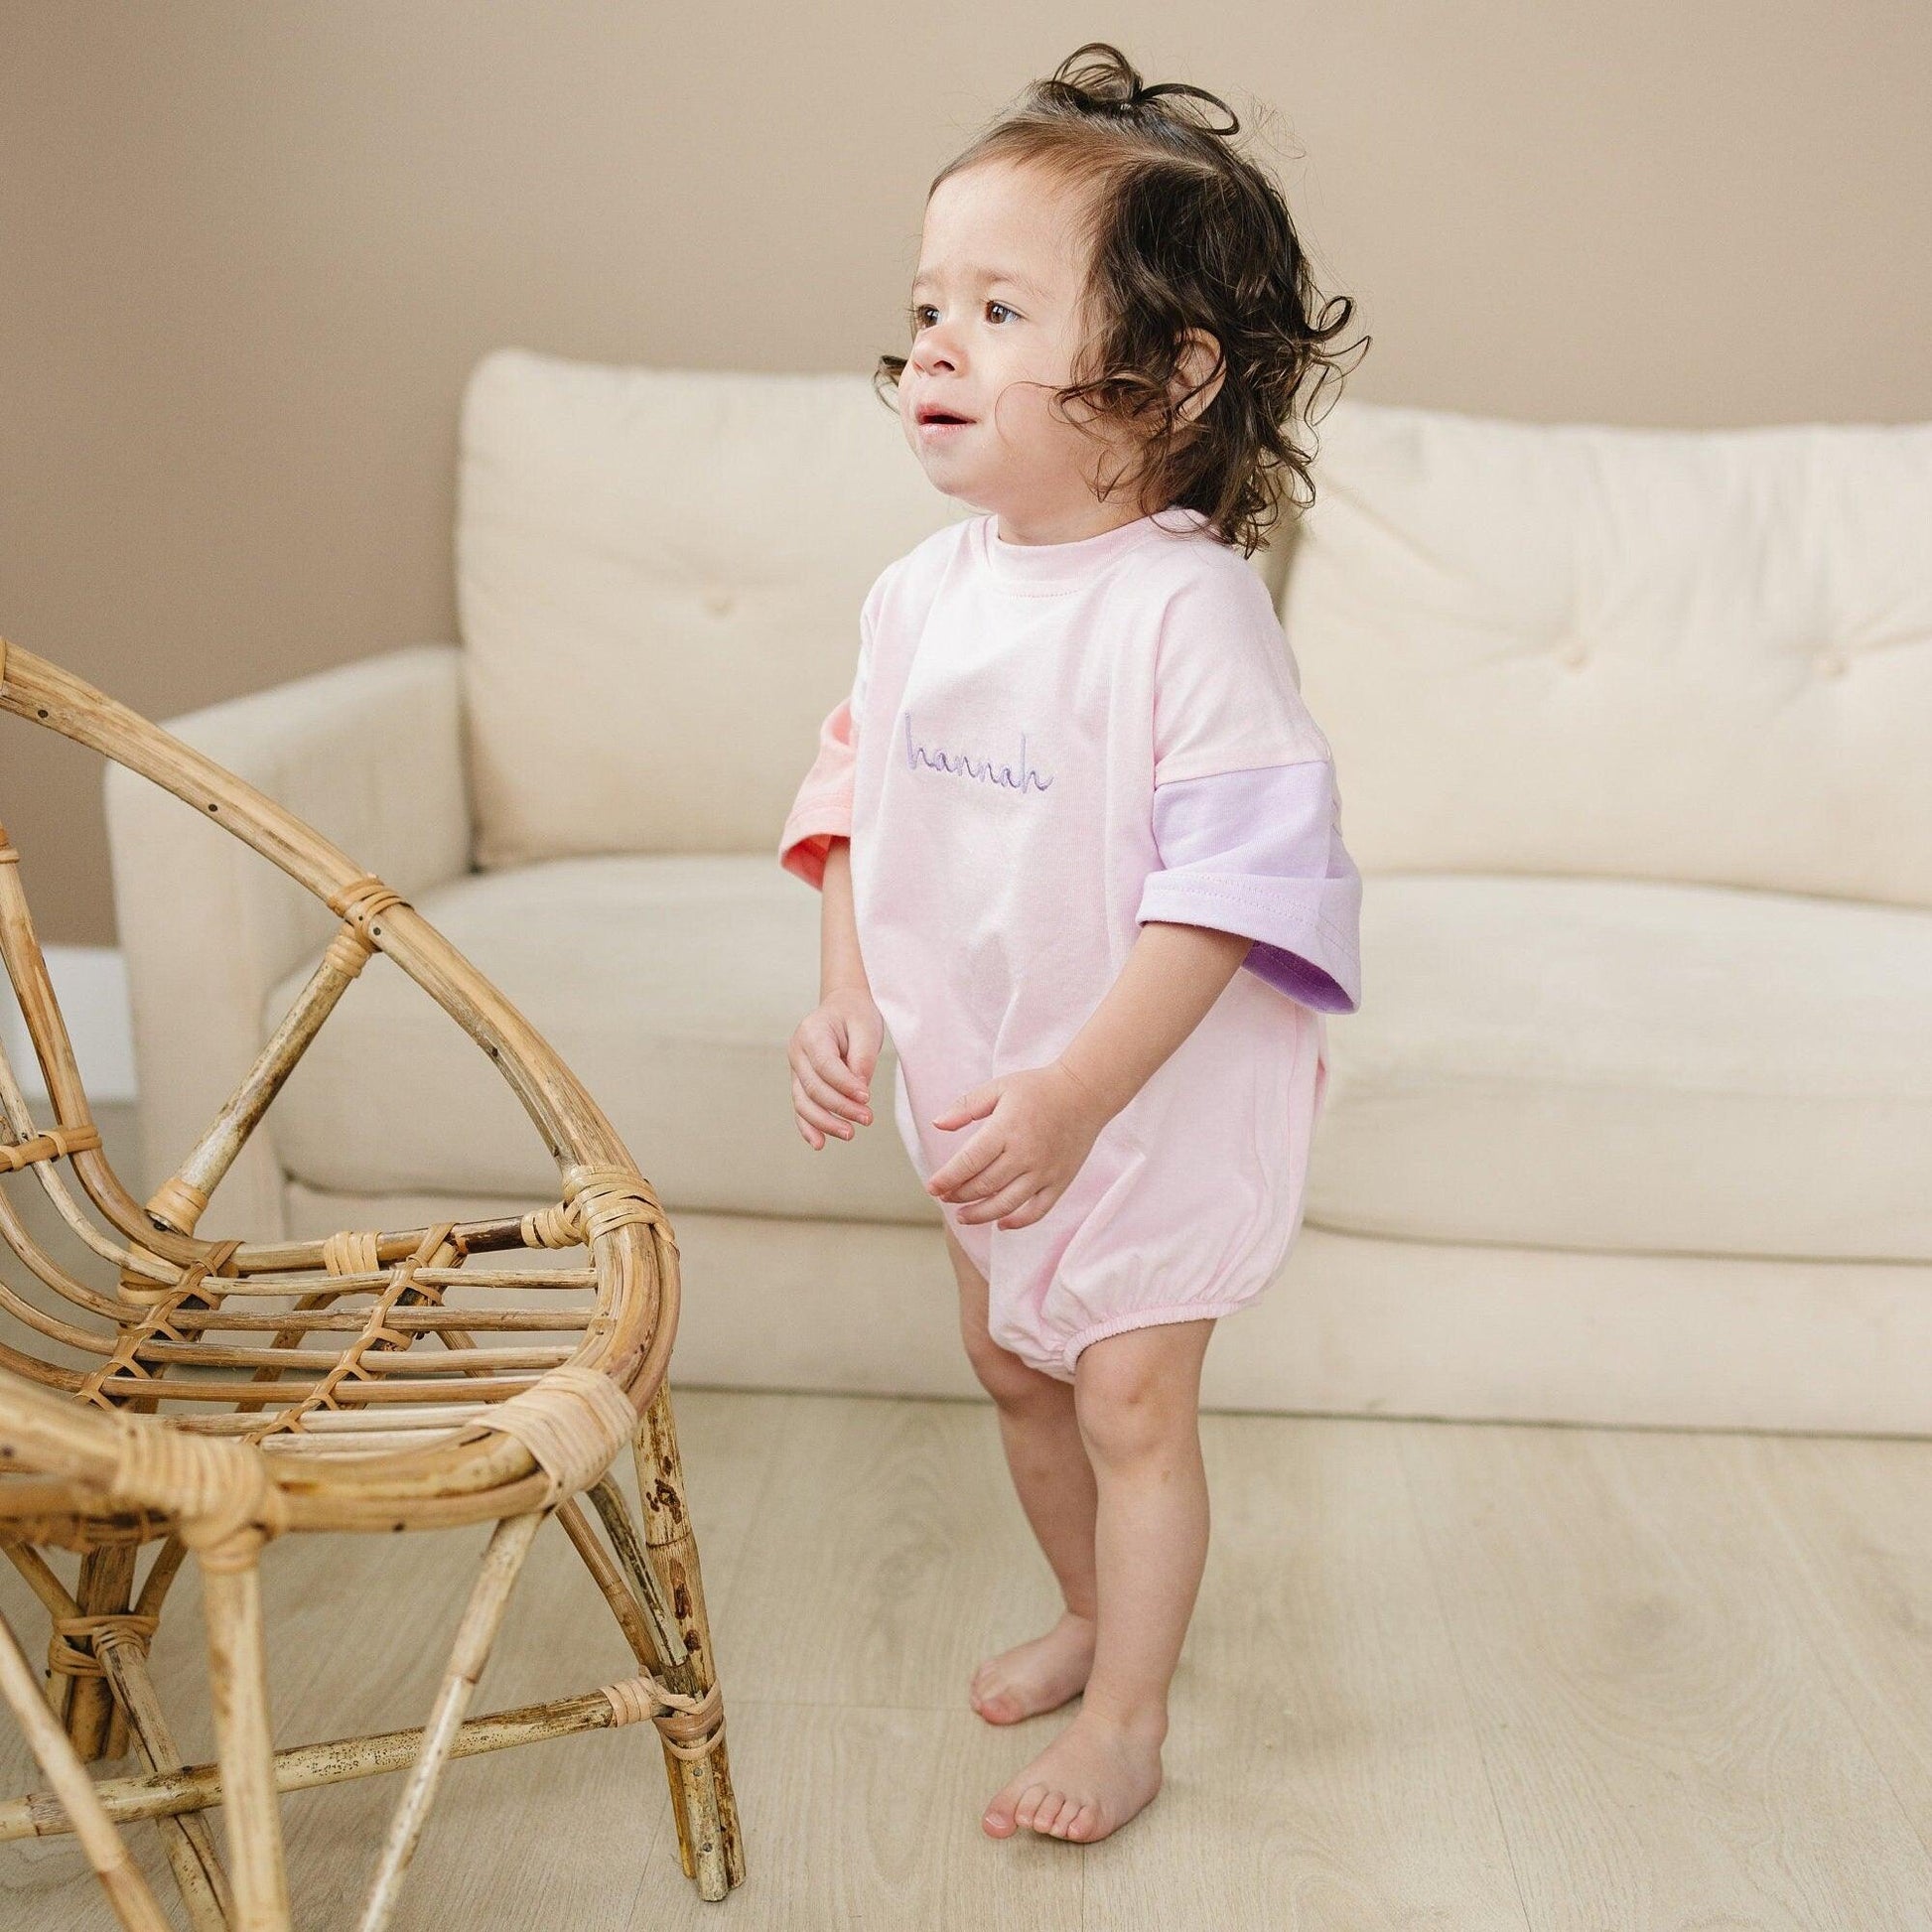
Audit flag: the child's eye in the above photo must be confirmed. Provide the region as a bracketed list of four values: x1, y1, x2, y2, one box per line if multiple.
[907, 301, 1019, 332]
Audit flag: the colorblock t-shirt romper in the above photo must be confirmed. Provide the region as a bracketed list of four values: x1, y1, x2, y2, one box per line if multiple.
[779, 503, 1363, 1383]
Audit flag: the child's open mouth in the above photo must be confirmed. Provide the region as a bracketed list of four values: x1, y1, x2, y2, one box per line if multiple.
[917, 405, 975, 434]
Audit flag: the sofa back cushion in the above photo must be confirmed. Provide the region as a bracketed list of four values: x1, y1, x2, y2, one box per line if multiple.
[458, 348, 971, 866]
[1284, 401, 1932, 905]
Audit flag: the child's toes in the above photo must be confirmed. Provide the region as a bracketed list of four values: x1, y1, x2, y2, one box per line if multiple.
[1066, 1802, 1100, 1841]
[1012, 1782, 1052, 1831]
[967, 1675, 1009, 1722]
[1037, 1790, 1078, 1837]
[969, 1664, 1022, 1722]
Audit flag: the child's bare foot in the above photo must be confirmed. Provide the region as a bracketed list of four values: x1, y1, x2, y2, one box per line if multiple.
[981, 1707, 1166, 1844]
[970, 1610, 1097, 1725]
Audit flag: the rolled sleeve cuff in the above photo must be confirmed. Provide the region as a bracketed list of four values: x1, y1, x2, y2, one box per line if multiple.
[779, 695, 859, 891]
[1138, 870, 1359, 1011]
[778, 791, 853, 892]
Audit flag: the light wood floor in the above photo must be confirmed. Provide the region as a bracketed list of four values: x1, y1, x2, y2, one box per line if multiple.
[7, 1384, 1932, 1928]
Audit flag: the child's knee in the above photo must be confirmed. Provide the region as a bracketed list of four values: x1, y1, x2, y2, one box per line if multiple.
[1072, 1323, 1209, 1458]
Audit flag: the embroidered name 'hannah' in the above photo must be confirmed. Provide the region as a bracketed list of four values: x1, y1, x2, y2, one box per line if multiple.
[902, 713, 1054, 794]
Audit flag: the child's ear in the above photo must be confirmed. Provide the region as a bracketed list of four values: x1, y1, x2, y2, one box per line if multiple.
[1172, 329, 1226, 424]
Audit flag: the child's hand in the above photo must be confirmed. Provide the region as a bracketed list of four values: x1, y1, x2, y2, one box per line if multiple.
[924, 1059, 1113, 1230]
[789, 988, 884, 1150]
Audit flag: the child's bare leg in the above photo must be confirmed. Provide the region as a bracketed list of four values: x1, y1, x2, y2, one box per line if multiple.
[942, 1224, 1101, 1724]
[982, 1315, 1214, 1844]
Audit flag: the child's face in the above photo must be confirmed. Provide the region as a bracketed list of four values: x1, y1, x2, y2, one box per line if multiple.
[900, 159, 1146, 533]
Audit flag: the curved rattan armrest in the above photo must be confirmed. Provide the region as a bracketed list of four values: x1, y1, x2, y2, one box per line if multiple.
[0, 637, 679, 1537]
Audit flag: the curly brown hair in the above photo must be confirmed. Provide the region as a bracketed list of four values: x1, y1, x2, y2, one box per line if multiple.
[875, 42, 1369, 556]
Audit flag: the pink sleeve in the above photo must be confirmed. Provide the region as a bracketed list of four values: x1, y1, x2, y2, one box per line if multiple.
[1150, 567, 1331, 785]
[778, 575, 882, 892]
[778, 695, 860, 891]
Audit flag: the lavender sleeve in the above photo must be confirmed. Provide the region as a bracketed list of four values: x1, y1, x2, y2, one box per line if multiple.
[1134, 760, 1363, 1014]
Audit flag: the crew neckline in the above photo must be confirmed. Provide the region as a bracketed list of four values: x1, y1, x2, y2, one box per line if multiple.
[975, 503, 1213, 594]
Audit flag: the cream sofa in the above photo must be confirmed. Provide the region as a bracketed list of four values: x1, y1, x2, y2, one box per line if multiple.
[105, 348, 1932, 1434]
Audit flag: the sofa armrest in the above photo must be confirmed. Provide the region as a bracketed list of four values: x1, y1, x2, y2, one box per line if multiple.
[103, 644, 471, 1238]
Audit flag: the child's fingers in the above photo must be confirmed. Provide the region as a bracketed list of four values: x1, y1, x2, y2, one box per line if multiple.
[812, 1023, 872, 1103]
[930, 1078, 999, 1131]
[957, 1175, 1039, 1226]
[820, 1059, 870, 1105]
[794, 1077, 859, 1141]
[994, 1187, 1055, 1229]
[795, 1048, 872, 1124]
[946, 1151, 1026, 1208]
[926, 1130, 1002, 1199]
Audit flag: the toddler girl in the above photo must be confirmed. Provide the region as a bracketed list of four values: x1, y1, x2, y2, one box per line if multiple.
[778, 43, 1366, 1847]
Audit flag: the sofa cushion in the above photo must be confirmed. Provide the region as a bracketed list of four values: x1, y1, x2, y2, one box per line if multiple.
[1286, 403, 1932, 905]
[456, 348, 973, 869]
[262, 855, 938, 1224]
[1309, 873, 1932, 1261]
[263, 861, 1930, 1265]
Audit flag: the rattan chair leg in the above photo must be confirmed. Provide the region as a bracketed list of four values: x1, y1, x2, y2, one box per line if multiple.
[557, 1495, 671, 1671]
[63, 1545, 138, 1757]
[95, 1630, 235, 1931]
[562, 1483, 705, 1885]
[585, 1476, 684, 1660]
[355, 1508, 546, 1932]
[201, 1535, 292, 1932]
[581, 1471, 704, 1880]
[580, 1474, 692, 1849]
[0, 1606, 172, 1932]
[630, 1387, 744, 1897]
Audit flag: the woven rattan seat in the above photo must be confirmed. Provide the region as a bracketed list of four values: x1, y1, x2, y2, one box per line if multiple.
[0, 638, 743, 1927]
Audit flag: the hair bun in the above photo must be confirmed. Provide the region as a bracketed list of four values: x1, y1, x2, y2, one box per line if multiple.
[1053, 42, 1241, 136]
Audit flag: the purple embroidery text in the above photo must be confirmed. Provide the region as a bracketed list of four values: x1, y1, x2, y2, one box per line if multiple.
[902, 713, 1054, 794]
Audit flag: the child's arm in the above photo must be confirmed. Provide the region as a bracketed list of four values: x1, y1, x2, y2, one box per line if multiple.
[818, 837, 871, 999]
[777, 618, 878, 1152]
[1055, 920, 1253, 1118]
[925, 920, 1252, 1224]
[788, 836, 883, 1150]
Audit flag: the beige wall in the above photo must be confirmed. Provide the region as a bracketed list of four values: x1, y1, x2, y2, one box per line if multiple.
[5, 4, 1928, 943]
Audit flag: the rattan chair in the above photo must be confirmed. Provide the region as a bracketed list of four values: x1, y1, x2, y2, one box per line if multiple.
[0, 638, 743, 1928]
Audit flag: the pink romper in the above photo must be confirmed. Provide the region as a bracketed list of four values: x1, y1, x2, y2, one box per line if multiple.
[779, 503, 1362, 1383]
